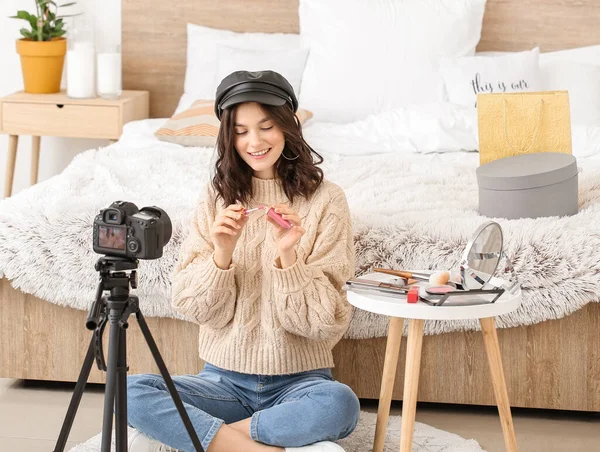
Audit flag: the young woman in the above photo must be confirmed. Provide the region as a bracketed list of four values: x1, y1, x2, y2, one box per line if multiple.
[126, 70, 359, 452]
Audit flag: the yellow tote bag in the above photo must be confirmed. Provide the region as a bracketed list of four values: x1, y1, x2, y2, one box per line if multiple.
[477, 91, 572, 165]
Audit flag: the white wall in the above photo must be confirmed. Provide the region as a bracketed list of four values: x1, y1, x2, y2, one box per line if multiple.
[0, 0, 121, 198]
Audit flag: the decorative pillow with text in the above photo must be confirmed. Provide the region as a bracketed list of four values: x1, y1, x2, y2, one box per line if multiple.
[439, 48, 541, 108]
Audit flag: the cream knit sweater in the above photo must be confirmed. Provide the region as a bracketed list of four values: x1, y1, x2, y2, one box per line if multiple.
[171, 177, 355, 375]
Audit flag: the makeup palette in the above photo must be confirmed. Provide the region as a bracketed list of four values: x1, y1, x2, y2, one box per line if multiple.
[425, 285, 456, 295]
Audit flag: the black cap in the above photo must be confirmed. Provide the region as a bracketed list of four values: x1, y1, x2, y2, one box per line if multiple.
[214, 70, 298, 120]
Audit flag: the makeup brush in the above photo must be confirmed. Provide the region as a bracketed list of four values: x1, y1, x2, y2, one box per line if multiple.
[428, 271, 451, 285]
[374, 268, 432, 281]
[371, 268, 418, 285]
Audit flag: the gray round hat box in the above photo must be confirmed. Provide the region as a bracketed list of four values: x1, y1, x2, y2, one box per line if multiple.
[476, 152, 578, 220]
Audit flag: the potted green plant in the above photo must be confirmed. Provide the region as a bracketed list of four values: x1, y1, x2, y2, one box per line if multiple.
[10, 0, 78, 94]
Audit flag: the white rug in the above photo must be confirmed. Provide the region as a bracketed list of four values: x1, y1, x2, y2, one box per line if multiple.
[69, 410, 486, 452]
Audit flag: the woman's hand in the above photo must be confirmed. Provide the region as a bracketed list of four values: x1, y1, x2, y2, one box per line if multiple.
[210, 204, 248, 268]
[267, 204, 306, 253]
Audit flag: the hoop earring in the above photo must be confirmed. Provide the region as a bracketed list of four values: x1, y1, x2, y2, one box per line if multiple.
[281, 149, 299, 161]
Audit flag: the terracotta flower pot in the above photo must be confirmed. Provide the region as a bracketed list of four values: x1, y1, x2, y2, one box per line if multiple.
[16, 38, 67, 94]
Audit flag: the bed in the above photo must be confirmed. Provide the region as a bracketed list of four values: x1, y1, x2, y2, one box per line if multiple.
[1, 0, 600, 413]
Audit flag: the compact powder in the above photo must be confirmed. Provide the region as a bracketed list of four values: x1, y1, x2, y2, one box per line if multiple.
[425, 285, 456, 295]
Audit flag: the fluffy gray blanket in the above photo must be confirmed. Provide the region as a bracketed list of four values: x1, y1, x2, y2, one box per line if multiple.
[1, 139, 599, 339]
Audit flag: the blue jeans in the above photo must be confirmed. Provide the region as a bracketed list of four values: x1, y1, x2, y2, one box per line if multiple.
[127, 363, 360, 451]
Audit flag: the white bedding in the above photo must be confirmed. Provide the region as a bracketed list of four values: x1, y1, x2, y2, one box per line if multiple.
[1, 115, 600, 339]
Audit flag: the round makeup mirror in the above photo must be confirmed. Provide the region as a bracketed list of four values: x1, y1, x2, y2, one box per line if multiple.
[459, 221, 503, 290]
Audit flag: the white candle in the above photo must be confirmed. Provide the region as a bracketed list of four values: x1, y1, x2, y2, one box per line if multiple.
[97, 52, 122, 99]
[67, 41, 96, 98]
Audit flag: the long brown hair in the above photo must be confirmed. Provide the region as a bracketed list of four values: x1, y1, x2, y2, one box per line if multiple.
[212, 103, 324, 206]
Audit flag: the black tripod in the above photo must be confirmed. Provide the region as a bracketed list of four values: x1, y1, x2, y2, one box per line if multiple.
[53, 256, 204, 452]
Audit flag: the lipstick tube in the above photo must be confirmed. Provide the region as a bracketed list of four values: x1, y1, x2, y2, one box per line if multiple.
[267, 207, 293, 229]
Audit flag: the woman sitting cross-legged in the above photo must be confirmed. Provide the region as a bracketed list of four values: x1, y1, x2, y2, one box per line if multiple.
[126, 70, 360, 452]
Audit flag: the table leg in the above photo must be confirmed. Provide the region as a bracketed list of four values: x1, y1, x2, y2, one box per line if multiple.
[31, 136, 41, 186]
[400, 319, 424, 452]
[480, 317, 518, 452]
[4, 135, 19, 198]
[373, 317, 404, 452]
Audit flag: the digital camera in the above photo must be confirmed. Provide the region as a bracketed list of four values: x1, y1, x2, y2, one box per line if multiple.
[93, 201, 172, 260]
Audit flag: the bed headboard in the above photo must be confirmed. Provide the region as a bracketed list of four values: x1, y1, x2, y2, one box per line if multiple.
[123, 0, 600, 118]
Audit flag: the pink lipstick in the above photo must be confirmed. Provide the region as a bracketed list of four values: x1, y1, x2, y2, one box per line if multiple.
[243, 205, 293, 230]
[267, 207, 292, 229]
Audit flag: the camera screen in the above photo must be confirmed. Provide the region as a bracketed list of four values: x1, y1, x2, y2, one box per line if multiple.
[98, 226, 126, 250]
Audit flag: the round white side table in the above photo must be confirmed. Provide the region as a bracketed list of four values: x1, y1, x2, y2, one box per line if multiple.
[346, 272, 522, 452]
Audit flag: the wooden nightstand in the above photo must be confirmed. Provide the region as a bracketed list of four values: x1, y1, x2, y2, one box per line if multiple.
[0, 90, 149, 198]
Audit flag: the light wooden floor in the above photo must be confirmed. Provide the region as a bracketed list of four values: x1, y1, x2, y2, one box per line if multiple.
[1, 378, 598, 451]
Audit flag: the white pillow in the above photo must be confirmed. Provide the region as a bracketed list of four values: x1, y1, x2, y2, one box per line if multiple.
[298, 0, 487, 123]
[539, 44, 600, 66]
[541, 62, 600, 126]
[176, 23, 304, 114]
[439, 48, 541, 108]
[572, 124, 600, 158]
[214, 44, 309, 97]
[476, 44, 600, 64]
[302, 102, 478, 155]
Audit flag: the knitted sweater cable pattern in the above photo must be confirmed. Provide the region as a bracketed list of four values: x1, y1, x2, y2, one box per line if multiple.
[171, 177, 355, 375]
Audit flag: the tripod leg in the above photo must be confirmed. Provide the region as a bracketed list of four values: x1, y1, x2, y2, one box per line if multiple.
[115, 325, 129, 451]
[136, 311, 205, 452]
[102, 315, 122, 452]
[53, 336, 96, 452]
